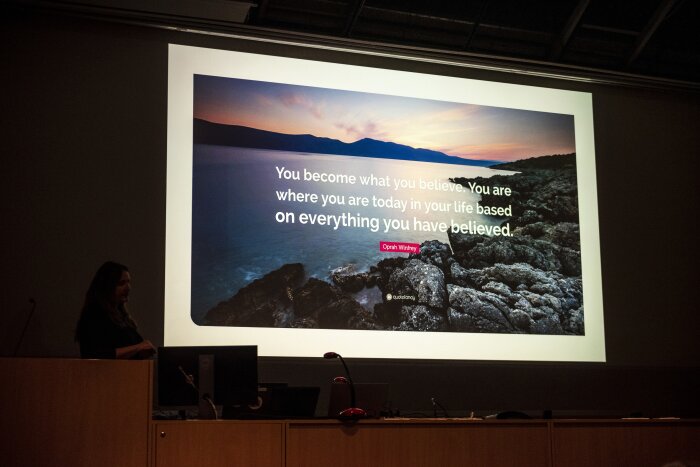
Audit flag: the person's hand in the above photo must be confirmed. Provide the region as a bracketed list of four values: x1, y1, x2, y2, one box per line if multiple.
[136, 339, 157, 358]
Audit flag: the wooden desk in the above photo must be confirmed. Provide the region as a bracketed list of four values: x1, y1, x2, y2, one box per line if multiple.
[2, 358, 699, 467]
[150, 418, 700, 467]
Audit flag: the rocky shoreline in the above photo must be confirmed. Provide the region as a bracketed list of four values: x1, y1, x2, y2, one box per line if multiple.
[204, 153, 584, 335]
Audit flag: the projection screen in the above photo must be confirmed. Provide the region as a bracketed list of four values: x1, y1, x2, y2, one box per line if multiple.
[165, 43, 604, 361]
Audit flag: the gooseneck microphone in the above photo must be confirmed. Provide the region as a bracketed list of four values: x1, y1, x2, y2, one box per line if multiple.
[431, 397, 450, 418]
[13, 298, 37, 356]
[323, 351, 367, 418]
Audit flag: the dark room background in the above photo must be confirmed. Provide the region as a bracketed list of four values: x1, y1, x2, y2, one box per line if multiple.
[1, 6, 698, 417]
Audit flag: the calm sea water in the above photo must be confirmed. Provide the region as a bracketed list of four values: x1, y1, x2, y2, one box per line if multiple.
[191, 145, 512, 322]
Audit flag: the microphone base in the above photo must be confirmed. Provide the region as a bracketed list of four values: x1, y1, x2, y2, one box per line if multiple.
[338, 407, 367, 418]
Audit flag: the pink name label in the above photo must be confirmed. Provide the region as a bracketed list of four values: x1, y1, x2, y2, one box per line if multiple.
[380, 241, 420, 254]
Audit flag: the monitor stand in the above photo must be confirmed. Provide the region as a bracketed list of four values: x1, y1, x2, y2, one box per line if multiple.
[198, 354, 217, 419]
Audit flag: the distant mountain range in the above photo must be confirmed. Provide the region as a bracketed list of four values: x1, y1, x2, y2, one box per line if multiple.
[193, 118, 501, 167]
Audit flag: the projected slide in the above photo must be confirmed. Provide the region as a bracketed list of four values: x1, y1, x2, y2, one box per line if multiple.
[166, 44, 604, 361]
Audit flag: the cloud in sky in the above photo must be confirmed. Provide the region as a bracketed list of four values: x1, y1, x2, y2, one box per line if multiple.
[334, 120, 388, 141]
[279, 92, 325, 119]
[193, 75, 576, 162]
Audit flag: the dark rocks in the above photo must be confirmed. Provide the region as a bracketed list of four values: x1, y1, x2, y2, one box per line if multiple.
[449, 263, 583, 335]
[395, 305, 447, 332]
[204, 263, 303, 326]
[447, 234, 488, 264]
[374, 256, 408, 290]
[204, 263, 376, 330]
[330, 264, 367, 293]
[449, 222, 581, 277]
[516, 222, 580, 250]
[374, 301, 402, 328]
[408, 240, 454, 274]
[384, 259, 447, 309]
[203, 153, 585, 336]
[447, 285, 516, 333]
[293, 278, 373, 329]
[294, 278, 340, 319]
[452, 159, 579, 227]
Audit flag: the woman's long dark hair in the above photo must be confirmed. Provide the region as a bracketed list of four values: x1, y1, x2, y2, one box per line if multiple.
[75, 261, 137, 341]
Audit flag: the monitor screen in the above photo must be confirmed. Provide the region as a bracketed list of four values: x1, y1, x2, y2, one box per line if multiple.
[157, 345, 258, 407]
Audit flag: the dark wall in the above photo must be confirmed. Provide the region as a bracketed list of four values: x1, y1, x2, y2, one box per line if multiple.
[1, 8, 698, 417]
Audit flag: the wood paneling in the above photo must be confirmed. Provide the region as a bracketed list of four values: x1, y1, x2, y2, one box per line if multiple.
[287, 419, 551, 467]
[153, 421, 284, 467]
[2, 359, 699, 467]
[0, 357, 152, 467]
[552, 420, 700, 467]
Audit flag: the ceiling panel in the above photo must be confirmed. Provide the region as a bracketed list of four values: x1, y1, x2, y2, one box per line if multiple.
[6, 0, 698, 86]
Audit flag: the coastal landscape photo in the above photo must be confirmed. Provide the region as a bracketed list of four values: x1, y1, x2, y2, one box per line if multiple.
[190, 74, 583, 336]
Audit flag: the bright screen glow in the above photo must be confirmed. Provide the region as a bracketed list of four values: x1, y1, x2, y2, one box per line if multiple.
[166, 44, 605, 361]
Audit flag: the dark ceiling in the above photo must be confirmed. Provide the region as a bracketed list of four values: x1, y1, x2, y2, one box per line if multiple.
[7, 0, 700, 88]
[248, 0, 699, 86]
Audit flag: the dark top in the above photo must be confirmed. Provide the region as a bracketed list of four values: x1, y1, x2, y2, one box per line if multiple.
[78, 309, 144, 359]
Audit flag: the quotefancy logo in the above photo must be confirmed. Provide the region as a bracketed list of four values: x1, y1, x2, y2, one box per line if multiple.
[386, 293, 416, 301]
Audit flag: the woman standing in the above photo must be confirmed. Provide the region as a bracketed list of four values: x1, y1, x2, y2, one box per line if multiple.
[75, 261, 156, 359]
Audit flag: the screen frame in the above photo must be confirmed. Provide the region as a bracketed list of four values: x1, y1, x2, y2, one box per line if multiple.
[165, 43, 605, 362]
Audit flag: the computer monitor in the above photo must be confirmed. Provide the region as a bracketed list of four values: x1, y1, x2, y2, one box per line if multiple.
[157, 345, 258, 408]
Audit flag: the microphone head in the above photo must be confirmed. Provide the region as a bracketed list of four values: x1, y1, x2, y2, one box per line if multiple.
[339, 407, 367, 418]
[323, 352, 339, 359]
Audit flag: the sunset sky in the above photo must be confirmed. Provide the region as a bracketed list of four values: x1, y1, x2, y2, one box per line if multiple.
[193, 74, 576, 162]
